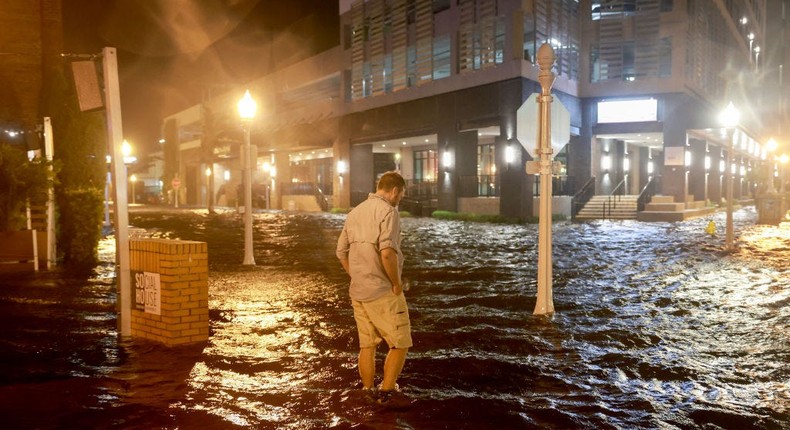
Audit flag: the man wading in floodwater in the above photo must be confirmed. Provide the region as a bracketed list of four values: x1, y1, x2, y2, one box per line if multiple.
[336, 171, 412, 408]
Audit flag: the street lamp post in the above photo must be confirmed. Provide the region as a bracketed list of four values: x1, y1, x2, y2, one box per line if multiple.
[719, 102, 740, 251]
[238, 90, 257, 266]
[534, 44, 557, 316]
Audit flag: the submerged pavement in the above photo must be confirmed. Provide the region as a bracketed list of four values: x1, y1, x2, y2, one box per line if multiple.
[1, 205, 789, 429]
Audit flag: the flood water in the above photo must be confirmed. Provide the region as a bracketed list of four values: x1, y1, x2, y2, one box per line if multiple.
[1, 206, 789, 429]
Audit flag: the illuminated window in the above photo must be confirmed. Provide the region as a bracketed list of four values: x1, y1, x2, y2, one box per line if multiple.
[597, 99, 658, 123]
[414, 149, 438, 183]
[477, 144, 497, 197]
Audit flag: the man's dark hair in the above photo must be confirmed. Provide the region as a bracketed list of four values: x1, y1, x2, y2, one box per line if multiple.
[377, 171, 406, 192]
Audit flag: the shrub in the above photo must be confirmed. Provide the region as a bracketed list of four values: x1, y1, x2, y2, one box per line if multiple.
[430, 210, 520, 224]
[0, 144, 57, 231]
[57, 187, 104, 268]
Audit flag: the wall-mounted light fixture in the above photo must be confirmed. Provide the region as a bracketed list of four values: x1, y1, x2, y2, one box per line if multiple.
[505, 145, 515, 164]
[623, 156, 630, 171]
[647, 161, 654, 175]
[601, 153, 611, 171]
[205, 167, 212, 177]
[684, 150, 692, 167]
[224, 170, 231, 181]
[442, 151, 452, 170]
[719, 160, 726, 173]
[337, 160, 347, 176]
[704, 156, 711, 171]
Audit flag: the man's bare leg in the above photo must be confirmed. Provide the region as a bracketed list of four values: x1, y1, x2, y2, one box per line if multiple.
[380, 347, 408, 391]
[358, 347, 376, 389]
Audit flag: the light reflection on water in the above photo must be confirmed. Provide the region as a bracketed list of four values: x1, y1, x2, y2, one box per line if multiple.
[1, 206, 788, 429]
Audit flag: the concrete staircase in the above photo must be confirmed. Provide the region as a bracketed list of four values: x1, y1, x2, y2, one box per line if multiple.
[575, 195, 639, 220]
[637, 195, 716, 222]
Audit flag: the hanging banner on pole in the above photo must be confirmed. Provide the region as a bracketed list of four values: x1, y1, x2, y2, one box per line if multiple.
[71, 60, 104, 112]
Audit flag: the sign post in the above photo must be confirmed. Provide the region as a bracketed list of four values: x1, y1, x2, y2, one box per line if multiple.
[516, 44, 566, 317]
[103, 47, 132, 336]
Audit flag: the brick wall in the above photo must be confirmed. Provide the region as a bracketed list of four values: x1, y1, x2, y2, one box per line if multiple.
[129, 239, 209, 346]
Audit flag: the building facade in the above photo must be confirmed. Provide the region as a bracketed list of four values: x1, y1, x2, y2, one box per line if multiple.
[0, 0, 62, 149]
[164, 0, 773, 220]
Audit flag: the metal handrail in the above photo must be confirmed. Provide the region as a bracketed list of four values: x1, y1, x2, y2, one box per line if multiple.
[605, 178, 627, 219]
[637, 176, 660, 212]
[571, 177, 596, 221]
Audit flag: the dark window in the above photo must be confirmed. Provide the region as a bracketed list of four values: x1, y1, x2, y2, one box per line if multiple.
[658, 37, 672, 77]
[432, 0, 450, 13]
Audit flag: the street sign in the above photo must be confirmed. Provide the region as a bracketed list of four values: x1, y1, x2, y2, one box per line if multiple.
[172, 177, 181, 189]
[516, 93, 571, 159]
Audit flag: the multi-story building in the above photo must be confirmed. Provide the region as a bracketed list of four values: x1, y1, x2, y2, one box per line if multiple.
[165, 0, 774, 220]
[0, 0, 62, 149]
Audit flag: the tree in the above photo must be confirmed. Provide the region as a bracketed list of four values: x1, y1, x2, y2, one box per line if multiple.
[43, 60, 107, 269]
[0, 144, 57, 231]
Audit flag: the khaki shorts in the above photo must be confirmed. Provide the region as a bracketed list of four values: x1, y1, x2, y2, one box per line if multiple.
[352, 292, 412, 349]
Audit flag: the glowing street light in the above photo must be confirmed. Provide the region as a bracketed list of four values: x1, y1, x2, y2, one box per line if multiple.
[719, 102, 740, 251]
[121, 139, 136, 164]
[237, 90, 257, 266]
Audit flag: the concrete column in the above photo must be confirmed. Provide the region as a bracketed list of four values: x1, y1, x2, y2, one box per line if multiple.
[709, 146, 724, 203]
[688, 138, 707, 202]
[437, 128, 477, 212]
[333, 132, 352, 209]
[272, 152, 291, 210]
[350, 144, 374, 207]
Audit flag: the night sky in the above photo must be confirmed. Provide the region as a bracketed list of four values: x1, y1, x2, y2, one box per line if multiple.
[61, 0, 338, 156]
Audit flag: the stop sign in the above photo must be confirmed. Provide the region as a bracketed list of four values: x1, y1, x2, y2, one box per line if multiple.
[516, 93, 570, 159]
[171, 177, 181, 189]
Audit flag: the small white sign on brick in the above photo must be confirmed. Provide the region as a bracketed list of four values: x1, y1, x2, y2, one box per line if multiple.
[133, 271, 161, 315]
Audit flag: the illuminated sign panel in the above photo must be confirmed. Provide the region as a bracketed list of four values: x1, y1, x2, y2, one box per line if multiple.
[597, 99, 658, 123]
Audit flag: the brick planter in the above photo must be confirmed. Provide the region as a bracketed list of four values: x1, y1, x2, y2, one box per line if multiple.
[129, 239, 209, 346]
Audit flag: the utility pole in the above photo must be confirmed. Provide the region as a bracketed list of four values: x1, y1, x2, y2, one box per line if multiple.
[103, 47, 132, 336]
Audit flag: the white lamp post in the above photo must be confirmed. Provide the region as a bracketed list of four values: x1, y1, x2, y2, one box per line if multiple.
[719, 102, 740, 251]
[238, 90, 257, 266]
